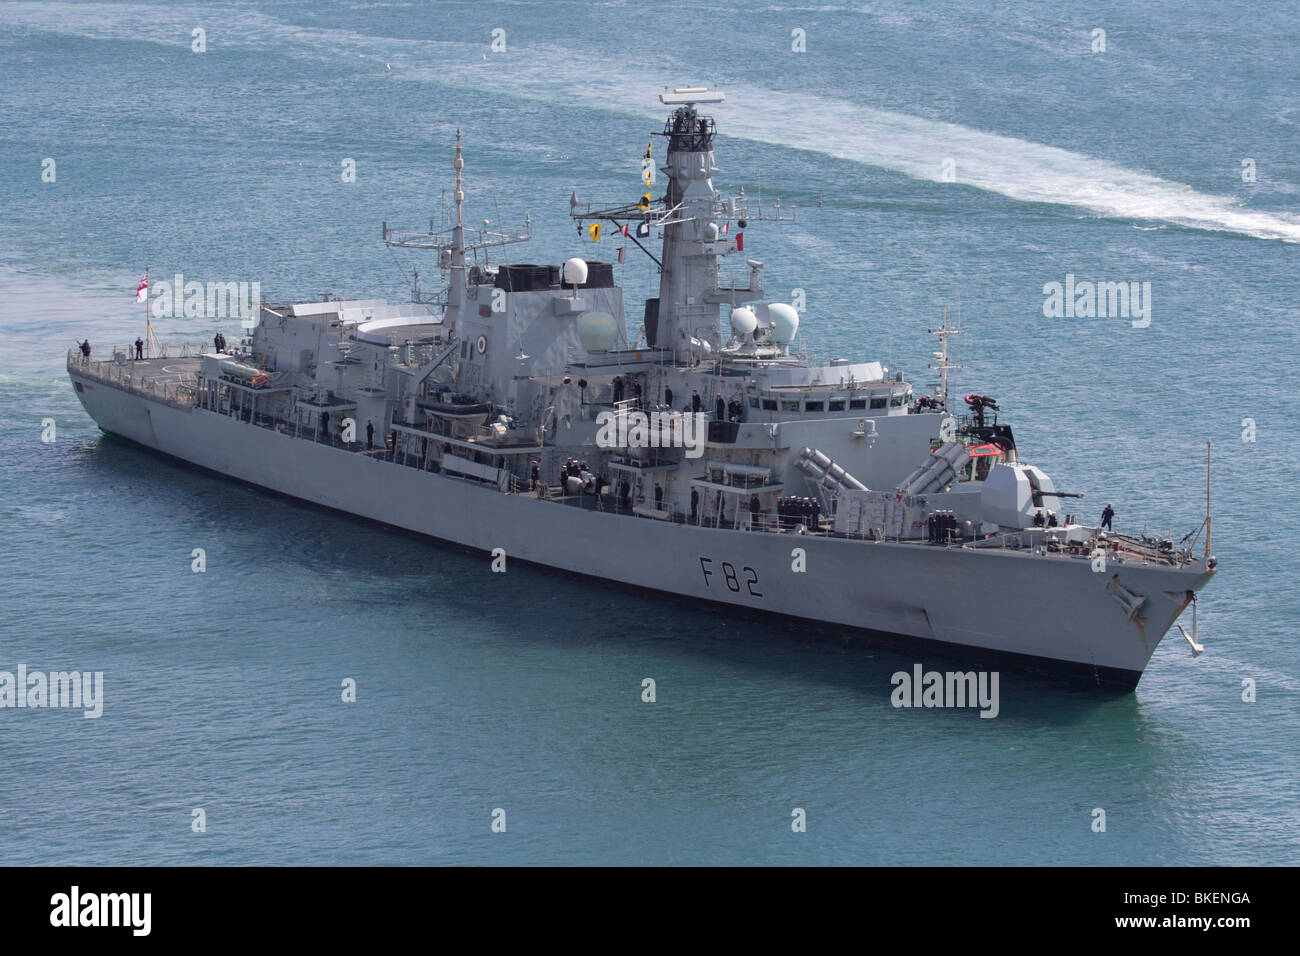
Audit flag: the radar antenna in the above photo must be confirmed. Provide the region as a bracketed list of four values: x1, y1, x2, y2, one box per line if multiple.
[381, 131, 531, 307]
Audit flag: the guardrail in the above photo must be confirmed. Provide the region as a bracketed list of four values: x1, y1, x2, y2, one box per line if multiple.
[67, 348, 198, 409]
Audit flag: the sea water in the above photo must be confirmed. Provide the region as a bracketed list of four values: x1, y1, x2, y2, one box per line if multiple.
[0, 0, 1296, 864]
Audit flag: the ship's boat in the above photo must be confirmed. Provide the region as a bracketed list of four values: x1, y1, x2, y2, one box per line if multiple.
[425, 393, 492, 418]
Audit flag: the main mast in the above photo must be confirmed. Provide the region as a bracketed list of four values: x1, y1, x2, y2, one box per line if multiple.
[567, 88, 794, 363]
[655, 89, 726, 361]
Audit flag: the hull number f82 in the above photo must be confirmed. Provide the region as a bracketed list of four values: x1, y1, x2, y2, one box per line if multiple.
[699, 557, 763, 598]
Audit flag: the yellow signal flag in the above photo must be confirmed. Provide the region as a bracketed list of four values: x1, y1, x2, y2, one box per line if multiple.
[644, 141, 652, 160]
[588, 223, 601, 242]
[638, 193, 651, 210]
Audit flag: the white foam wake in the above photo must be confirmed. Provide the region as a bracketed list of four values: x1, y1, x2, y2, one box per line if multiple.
[723, 90, 1300, 243]
[457, 56, 1300, 243]
[10, 3, 1299, 242]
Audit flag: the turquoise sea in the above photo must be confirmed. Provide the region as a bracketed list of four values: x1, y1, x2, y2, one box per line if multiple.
[1, 0, 1297, 864]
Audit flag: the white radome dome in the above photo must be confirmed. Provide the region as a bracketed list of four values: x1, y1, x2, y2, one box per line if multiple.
[562, 257, 589, 286]
[768, 302, 800, 344]
[729, 306, 758, 336]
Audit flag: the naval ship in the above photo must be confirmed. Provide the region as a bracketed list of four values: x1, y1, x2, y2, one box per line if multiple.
[68, 88, 1217, 690]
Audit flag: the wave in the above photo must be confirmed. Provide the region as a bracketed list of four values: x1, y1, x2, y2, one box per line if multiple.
[8, 2, 1299, 242]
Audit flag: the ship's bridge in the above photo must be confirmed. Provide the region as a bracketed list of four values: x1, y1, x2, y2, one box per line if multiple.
[737, 358, 913, 417]
[748, 381, 913, 416]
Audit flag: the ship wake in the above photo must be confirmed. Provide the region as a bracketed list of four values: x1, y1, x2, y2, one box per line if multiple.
[11, 2, 1300, 243]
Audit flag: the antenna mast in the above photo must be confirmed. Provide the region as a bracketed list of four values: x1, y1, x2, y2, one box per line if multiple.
[381, 130, 530, 309]
[928, 308, 963, 411]
[449, 129, 466, 310]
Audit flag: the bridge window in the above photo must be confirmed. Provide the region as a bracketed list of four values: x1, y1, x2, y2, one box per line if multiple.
[849, 398, 866, 410]
[829, 399, 845, 411]
[870, 396, 887, 410]
[762, 398, 777, 410]
[780, 400, 799, 412]
[805, 400, 824, 412]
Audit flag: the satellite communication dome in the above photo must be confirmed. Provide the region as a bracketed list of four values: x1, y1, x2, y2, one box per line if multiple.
[729, 307, 758, 336]
[562, 258, 589, 286]
[768, 302, 800, 344]
[576, 311, 618, 352]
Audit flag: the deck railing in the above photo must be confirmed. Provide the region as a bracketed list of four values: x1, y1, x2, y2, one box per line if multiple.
[67, 348, 199, 409]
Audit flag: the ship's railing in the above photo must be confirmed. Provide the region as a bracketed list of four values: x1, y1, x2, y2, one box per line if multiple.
[68, 349, 198, 409]
[70, 341, 224, 363]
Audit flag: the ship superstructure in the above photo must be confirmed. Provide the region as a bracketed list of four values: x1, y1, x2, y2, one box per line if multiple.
[67, 88, 1217, 689]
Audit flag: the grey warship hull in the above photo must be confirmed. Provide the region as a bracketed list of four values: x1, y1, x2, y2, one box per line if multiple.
[68, 361, 1212, 689]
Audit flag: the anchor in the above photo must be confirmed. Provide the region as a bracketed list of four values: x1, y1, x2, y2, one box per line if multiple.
[1177, 592, 1205, 657]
